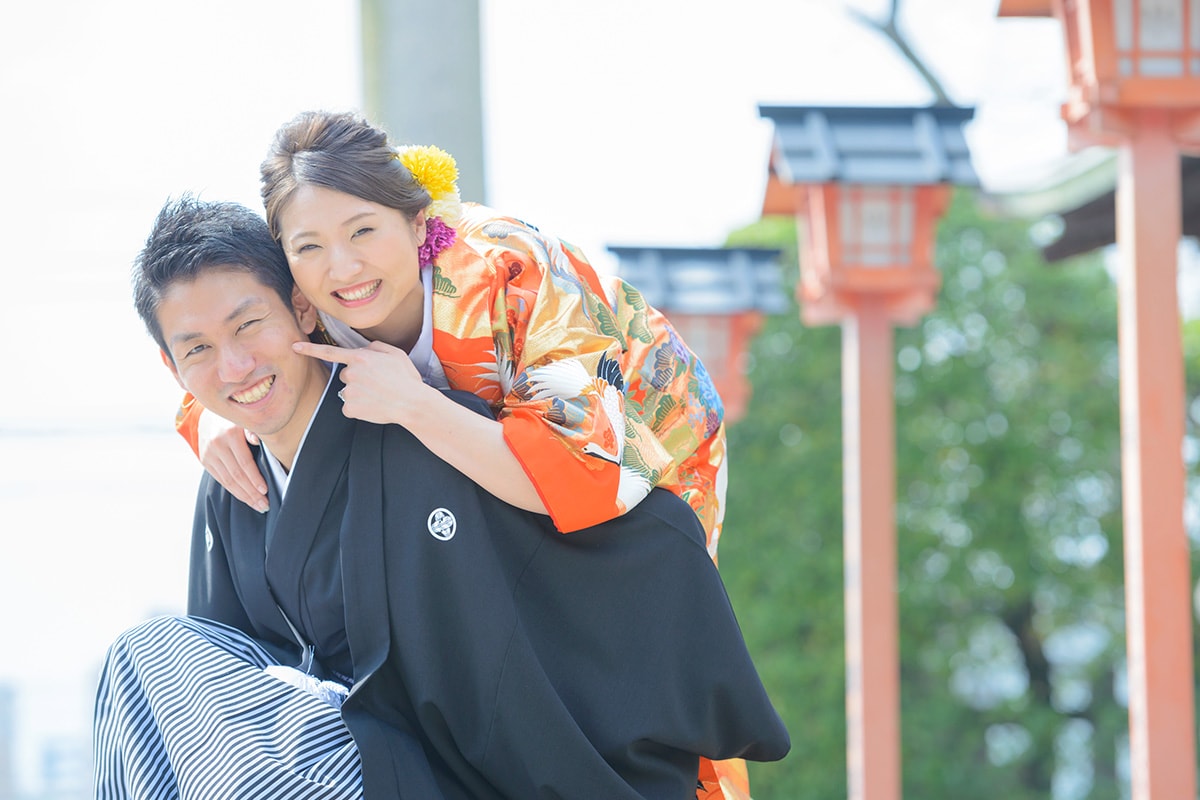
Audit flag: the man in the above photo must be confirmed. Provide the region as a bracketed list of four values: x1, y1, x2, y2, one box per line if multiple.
[95, 197, 789, 799]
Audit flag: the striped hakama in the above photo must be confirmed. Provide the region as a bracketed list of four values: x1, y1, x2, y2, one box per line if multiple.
[93, 615, 363, 799]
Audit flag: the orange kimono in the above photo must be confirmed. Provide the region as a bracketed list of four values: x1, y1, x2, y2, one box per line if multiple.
[427, 204, 727, 555]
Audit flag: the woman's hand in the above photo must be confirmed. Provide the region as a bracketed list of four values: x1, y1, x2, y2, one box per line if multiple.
[197, 407, 269, 512]
[293, 340, 432, 426]
[292, 339, 547, 515]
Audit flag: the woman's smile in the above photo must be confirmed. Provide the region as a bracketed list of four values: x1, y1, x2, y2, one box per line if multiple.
[333, 279, 383, 306]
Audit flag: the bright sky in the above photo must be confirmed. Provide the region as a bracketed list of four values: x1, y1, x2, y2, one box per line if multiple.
[0, 0, 1069, 790]
[0, 0, 1071, 427]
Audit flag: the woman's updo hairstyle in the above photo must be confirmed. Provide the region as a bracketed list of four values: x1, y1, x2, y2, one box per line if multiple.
[260, 110, 431, 240]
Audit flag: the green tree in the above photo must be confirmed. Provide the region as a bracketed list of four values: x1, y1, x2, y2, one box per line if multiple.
[719, 191, 1142, 799]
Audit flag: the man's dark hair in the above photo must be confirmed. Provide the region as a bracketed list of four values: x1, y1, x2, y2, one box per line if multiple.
[133, 195, 295, 356]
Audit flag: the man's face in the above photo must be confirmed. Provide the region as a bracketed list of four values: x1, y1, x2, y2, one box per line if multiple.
[158, 268, 326, 444]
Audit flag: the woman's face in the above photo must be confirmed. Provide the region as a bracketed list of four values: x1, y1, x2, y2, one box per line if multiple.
[279, 184, 426, 348]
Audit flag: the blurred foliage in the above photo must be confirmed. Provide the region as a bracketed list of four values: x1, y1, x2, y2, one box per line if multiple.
[718, 190, 1200, 799]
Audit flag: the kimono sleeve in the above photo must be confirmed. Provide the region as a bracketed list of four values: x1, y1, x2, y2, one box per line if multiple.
[176, 392, 202, 458]
[479, 224, 674, 533]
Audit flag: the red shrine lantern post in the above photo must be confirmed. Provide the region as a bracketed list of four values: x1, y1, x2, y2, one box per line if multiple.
[803, 182, 949, 800]
[999, 3, 1199, 798]
[760, 105, 976, 800]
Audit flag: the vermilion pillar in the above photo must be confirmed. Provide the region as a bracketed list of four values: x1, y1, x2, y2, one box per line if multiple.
[996, 3, 1199, 793]
[1115, 110, 1195, 800]
[842, 302, 901, 800]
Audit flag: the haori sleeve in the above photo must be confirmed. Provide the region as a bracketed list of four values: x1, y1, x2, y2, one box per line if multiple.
[187, 476, 254, 632]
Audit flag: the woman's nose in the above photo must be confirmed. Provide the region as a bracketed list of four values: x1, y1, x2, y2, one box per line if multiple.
[327, 243, 363, 282]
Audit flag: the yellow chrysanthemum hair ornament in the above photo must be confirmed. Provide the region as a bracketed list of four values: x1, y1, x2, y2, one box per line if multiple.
[397, 145, 463, 226]
[396, 144, 463, 267]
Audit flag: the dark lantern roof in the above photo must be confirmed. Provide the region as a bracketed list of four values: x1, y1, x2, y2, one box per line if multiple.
[758, 104, 980, 187]
[606, 245, 788, 316]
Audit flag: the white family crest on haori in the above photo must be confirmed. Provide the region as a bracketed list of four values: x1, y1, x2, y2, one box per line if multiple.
[427, 508, 457, 541]
[527, 355, 652, 511]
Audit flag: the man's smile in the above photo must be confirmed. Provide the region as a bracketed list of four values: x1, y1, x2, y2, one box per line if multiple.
[230, 375, 275, 405]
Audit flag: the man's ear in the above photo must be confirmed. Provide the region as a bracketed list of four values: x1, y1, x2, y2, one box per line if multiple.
[292, 287, 319, 335]
[160, 349, 187, 391]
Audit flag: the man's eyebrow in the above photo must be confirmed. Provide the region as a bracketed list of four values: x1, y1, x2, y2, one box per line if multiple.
[168, 297, 264, 347]
[287, 211, 376, 245]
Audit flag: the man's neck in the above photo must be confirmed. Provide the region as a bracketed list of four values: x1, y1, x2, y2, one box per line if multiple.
[259, 362, 332, 473]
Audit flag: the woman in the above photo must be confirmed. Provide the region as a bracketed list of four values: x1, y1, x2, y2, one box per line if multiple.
[182, 110, 729, 558]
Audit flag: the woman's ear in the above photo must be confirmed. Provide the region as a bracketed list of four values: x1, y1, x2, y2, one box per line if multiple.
[292, 287, 319, 335]
[414, 210, 427, 246]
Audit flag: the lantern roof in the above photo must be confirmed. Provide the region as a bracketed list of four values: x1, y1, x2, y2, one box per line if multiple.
[606, 245, 789, 316]
[759, 104, 980, 187]
[989, 150, 1200, 262]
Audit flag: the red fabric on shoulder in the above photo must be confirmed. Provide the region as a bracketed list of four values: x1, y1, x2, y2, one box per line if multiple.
[501, 409, 619, 533]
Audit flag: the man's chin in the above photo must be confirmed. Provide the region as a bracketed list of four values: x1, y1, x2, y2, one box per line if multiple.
[219, 406, 272, 438]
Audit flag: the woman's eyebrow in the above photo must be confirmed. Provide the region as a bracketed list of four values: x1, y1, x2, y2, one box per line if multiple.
[288, 211, 376, 245]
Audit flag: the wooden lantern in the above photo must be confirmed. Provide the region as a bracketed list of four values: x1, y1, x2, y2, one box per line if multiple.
[999, 0, 1200, 140]
[759, 104, 979, 800]
[758, 105, 973, 326]
[793, 181, 950, 326]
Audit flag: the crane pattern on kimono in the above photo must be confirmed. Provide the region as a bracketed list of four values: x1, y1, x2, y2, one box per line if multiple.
[527, 353, 653, 511]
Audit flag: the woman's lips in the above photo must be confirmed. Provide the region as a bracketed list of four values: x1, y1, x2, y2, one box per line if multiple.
[332, 279, 382, 305]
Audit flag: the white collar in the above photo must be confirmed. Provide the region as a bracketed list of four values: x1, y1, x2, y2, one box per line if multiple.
[260, 365, 337, 500]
